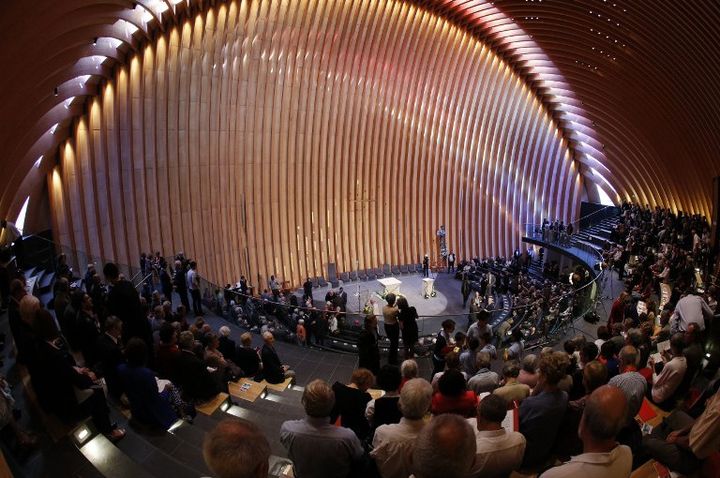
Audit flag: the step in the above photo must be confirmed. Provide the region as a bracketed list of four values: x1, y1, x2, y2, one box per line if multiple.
[21, 437, 105, 478]
[108, 406, 214, 478]
[38, 270, 55, 292]
[76, 433, 155, 478]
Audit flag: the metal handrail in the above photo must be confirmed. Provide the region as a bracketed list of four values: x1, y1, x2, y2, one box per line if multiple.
[523, 204, 618, 229]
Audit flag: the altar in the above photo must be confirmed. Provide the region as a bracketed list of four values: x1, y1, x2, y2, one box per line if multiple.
[377, 277, 402, 296]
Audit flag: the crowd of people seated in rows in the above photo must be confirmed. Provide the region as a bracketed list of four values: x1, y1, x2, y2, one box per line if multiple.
[202, 319, 720, 478]
[2, 256, 300, 443]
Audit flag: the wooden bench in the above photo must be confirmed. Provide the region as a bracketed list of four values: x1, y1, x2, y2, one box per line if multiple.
[196, 393, 229, 416]
[261, 377, 294, 392]
[228, 380, 267, 403]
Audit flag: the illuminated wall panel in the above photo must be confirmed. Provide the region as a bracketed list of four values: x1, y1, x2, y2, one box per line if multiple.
[48, 0, 580, 286]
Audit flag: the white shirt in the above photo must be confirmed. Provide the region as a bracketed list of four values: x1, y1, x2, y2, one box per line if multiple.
[539, 445, 632, 478]
[371, 417, 426, 478]
[652, 356, 687, 404]
[464, 424, 526, 478]
[186, 269, 199, 290]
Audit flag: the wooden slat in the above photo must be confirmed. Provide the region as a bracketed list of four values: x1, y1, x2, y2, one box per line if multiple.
[48, 0, 580, 289]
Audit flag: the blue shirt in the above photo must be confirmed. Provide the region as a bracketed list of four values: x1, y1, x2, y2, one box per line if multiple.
[519, 389, 568, 467]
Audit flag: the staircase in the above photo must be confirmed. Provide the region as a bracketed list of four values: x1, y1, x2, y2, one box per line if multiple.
[567, 215, 621, 254]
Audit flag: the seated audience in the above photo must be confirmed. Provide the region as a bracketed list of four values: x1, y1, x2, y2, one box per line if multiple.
[642, 387, 720, 475]
[467, 394, 526, 477]
[569, 342, 599, 401]
[372, 378, 433, 478]
[118, 338, 181, 429]
[431, 369, 477, 417]
[517, 354, 539, 389]
[650, 332, 687, 408]
[74, 293, 101, 366]
[541, 385, 631, 478]
[205, 333, 241, 381]
[553, 360, 607, 460]
[519, 351, 569, 468]
[203, 418, 271, 478]
[400, 359, 418, 389]
[93, 315, 125, 400]
[217, 326, 237, 364]
[493, 361, 531, 403]
[431, 351, 466, 389]
[609, 345, 647, 420]
[280, 379, 363, 478]
[259, 331, 295, 384]
[28, 309, 125, 441]
[331, 368, 374, 440]
[366, 365, 402, 432]
[410, 413, 476, 478]
[467, 351, 500, 394]
[155, 322, 181, 379]
[236, 332, 261, 377]
[597, 341, 619, 379]
[172, 331, 221, 403]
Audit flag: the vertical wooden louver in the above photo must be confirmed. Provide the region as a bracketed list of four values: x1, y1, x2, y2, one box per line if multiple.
[48, 0, 580, 287]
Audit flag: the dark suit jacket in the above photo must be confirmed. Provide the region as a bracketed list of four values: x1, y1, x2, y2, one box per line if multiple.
[30, 340, 94, 419]
[218, 336, 237, 363]
[94, 333, 125, 398]
[107, 280, 152, 345]
[236, 346, 261, 377]
[172, 350, 219, 401]
[260, 344, 285, 384]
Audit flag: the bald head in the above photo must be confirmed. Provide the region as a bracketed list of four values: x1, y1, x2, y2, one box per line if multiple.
[203, 418, 270, 478]
[412, 414, 476, 478]
[618, 345, 638, 369]
[580, 385, 628, 443]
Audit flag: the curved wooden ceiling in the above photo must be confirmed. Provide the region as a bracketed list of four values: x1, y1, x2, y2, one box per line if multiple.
[1, 0, 719, 229]
[45, 0, 581, 286]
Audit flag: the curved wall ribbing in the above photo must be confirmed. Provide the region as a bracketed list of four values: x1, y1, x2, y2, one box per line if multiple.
[48, 0, 580, 286]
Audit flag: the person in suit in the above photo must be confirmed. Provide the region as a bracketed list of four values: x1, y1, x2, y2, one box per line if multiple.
[217, 326, 237, 364]
[303, 277, 313, 302]
[358, 315, 381, 375]
[103, 262, 152, 348]
[75, 293, 101, 367]
[172, 331, 221, 403]
[93, 315, 125, 400]
[173, 260, 190, 310]
[259, 332, 295, 384]
[236, 332, 261, 377]
[422, 255, 430, 278]
[155, 322, 181, 379]
[29, 309, 125, 441]
[337, 287, 348, 313]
